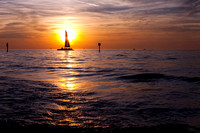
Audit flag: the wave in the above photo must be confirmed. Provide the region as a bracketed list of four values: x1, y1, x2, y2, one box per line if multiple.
[116, 54, 126, 57]
[0, 76, 200, 131]
[118, 73, 200, 83]
[0, 120, 196, 133]
[137, 107, 200, 118]
[166, 57, 177, 60]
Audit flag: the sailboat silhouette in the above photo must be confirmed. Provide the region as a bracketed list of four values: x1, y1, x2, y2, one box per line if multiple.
[57, 30, 73, 50]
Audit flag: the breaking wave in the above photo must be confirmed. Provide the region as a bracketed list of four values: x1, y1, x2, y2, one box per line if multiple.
[118, 73, 200, 83]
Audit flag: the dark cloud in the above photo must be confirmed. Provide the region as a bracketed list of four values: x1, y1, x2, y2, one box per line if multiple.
[0, 1, 58, 39]
[119, 0, 200, 15]
[82, 0, 199, 18]
[158, 25, 200, 32]
[184, 0, 200, 5]
[0, 12, 13, 15]
[0, 0, 200, 40]
[6, 22, 24, 26]
[145, 7, 183, 15]
[83, 4, 132, 14]
[0, 32, 31, 38]
[183, 0, 200, 15]
[114, 0, 200, 32]
[0, 21, 47, 39]
[173, 19, 200, 24]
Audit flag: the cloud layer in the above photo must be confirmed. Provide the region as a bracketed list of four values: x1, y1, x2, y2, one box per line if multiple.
[0, 0, 199, 49]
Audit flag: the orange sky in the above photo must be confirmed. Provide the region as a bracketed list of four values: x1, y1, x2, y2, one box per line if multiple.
[0, 0, 200, 50]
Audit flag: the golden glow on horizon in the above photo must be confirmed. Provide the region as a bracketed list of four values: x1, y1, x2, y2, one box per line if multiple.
[59, 26, 76, 43]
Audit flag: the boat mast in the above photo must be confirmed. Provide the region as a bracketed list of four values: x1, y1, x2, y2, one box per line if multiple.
[65, 30, 70, 48]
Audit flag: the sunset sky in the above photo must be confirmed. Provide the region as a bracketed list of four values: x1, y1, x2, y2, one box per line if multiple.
[0, 0, 200, 49]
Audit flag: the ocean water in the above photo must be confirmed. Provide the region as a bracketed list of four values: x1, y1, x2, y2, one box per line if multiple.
[0, 50, 200, 132]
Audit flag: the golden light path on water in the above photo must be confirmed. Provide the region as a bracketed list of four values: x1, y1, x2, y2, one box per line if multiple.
[47, 51, 94, 126]
[45, 51, 78, 126]
[42, 51, 125, 127]
[56, 51, 77, 91]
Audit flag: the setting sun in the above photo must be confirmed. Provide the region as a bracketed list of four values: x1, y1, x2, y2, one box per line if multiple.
[59, 26, 76, 43]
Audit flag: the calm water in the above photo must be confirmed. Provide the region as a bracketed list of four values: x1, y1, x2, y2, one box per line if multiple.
[0, 50, 200, 130]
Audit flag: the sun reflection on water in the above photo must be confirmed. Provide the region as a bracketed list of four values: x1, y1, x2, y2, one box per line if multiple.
[48, 51, 99, 127]
[58, 78, 77, 91]
[56, 51, 77, 91]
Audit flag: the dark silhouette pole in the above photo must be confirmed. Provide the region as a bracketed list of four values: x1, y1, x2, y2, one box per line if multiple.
[98, 43, 101, 53]
[6, 42, 8, 52]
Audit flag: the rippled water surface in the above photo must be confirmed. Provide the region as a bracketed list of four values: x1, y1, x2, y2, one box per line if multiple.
[0, 50, 200, 130]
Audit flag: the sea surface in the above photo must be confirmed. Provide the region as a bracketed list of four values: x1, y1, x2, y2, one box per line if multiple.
[0, 50, 200, 132]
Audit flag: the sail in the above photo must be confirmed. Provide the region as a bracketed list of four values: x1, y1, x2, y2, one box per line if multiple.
[65, 30, 70, 47]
